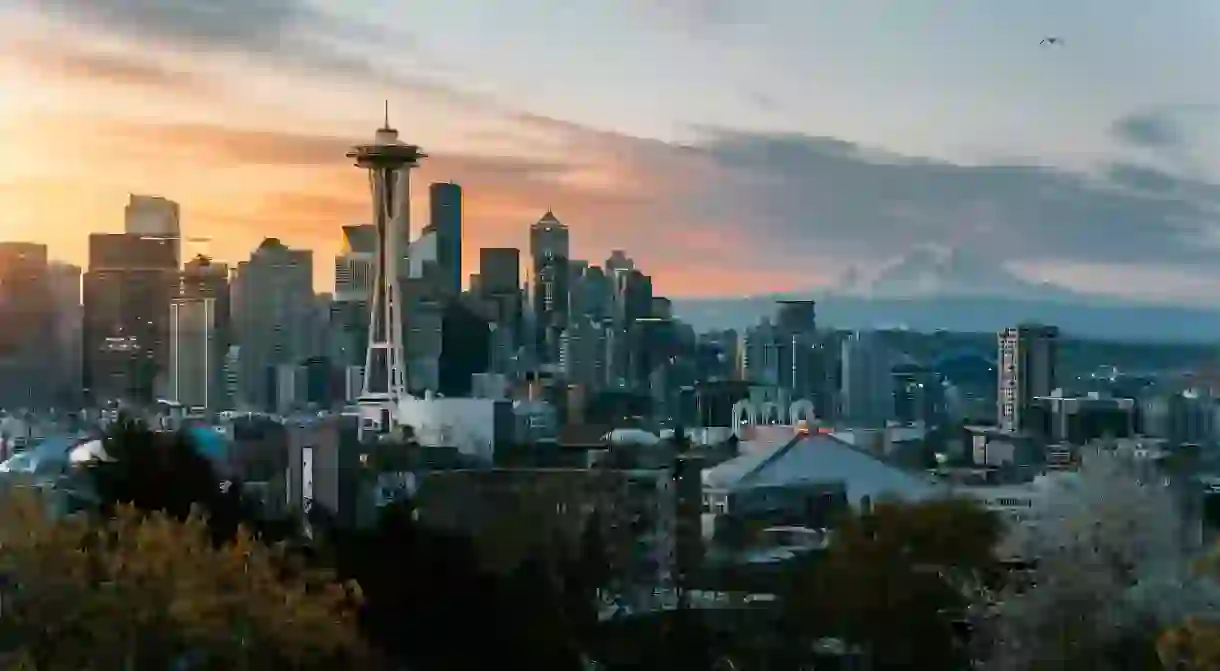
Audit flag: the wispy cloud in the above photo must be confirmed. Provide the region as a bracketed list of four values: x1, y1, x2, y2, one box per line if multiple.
[35, 0, 392, 60]
[1110, 106, 1220, 182]
[7, 38, 220, 98]
[10, 107, 1220, 299]
[630, 0, 747, 37]
[23, 0, 494, 116]
[1113, 113, 1179, 149]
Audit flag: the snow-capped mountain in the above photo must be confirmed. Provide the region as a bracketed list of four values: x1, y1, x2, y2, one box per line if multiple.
[673, 244, 1220, 341]
[833, 245, 1075, 301]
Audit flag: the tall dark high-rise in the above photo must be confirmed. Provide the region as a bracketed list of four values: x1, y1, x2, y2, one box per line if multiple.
[83, 233, 178, 403]
[0, 242, 53, 407]
[998, 323, 1059, 434]
[427, 182, 462, 296]
[616, 269, 653, 328]
[478, 247, 524, 361]
[530, 211, 570, 363]
[230, 239, 314, 411]
[438, 299, 491, 397]
[775, 299, 819, 399]
[479, 247, 520, 296]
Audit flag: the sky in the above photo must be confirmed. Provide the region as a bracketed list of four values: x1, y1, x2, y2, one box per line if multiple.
[2, 0, 1220, 302]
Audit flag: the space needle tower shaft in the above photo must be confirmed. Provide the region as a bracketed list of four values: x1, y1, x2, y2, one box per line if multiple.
[347, 104, 426, 440]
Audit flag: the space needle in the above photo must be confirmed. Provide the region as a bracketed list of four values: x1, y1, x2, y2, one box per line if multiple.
[347, 104, 425, 440]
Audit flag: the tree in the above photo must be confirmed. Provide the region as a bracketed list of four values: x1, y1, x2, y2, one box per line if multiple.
[1157, 545, 1220, 670]
[84, 415, 281, 545]
[82, 417, 585, 669]
[988, 444, 1193, 670]
[785, 497, 1004, 670]
[320, 499, 586, 671]
[0, 488, 374, 670]
[562, 509, 613, 646]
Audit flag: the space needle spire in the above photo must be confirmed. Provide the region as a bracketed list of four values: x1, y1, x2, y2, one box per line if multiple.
[347, 106, 426, 441]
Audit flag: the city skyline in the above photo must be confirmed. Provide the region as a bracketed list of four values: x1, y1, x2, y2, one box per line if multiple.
[2, 1, 1220, 301]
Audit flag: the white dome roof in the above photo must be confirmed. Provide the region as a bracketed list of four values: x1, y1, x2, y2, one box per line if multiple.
[68, 439, 113, 465]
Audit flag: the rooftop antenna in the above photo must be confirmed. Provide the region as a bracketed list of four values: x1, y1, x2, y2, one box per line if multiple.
[382, 100, 390, 130]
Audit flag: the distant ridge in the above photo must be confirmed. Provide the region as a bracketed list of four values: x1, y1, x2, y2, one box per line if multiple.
[673, 246, 1220, 343]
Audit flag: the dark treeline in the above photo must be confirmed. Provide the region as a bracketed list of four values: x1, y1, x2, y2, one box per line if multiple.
[74, 416, 1038, 670]
[83, 416, 593, 671]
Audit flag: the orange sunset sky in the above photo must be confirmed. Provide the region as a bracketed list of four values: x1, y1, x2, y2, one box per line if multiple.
[3, 1, 1220, 303]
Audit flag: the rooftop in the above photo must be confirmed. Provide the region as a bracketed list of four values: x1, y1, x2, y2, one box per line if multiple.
[703, 430, 940, 506]
[534, 210, 564, 228]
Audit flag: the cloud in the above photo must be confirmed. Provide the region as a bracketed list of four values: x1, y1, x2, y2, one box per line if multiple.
[630, 0, 745, 37]
[1112, 111, 1182, 149]
[1112, 106, 1220, 150]
[10, 105, 1220, 300]
[20, 0, 528, 126]
[39, 0, 343, 54]
[689, 129, 1220, 269]
[27, 0, 448, 98]
[7, 39, 217, 97]
[1109, 106, 1220, 185]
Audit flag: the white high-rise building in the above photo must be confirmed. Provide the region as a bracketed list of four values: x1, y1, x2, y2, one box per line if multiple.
[560, 317, 610, 389]
[334, 224, 375, 301]
[169, 297, 216, 411]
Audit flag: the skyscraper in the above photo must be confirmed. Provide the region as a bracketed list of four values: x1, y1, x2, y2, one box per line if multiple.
[182, 255, 230, 347]
[840, 331, 895, 427]
[615, 269, 653, 328]
[334, 224, 376, 299]
[231, 238, 314, 410]
[530, 211, 570, 363]
[477, 247, 524, 367]
[47, 261, 82, 404]
[0, 242, 50, 357]
[83, 234, 177, 403]
[605, 250, 633, 275]
[332, 225, 375, 367]
[0, 242, 52, 407]
[169, 297, 216, 411]
[774, 300, 819, 399]
[560, 316, 610, 389]
[124, 194, 181, 266]
[479, 248, 520, 295]
[998, 323, 1058, 433]
[427, 182, 462, 296]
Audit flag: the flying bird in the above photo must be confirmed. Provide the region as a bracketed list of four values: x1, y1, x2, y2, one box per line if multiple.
[1040, 37, 1063, 46]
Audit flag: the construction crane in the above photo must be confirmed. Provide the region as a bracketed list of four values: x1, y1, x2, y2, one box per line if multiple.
[138, 235, 212, 244]
[138, 235, 214, 260]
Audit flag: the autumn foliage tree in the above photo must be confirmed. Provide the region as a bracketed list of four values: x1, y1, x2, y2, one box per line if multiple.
[786, 497, 1004, 670]
[1157, 546, 1220, 670]
[71, 417, 589, 670]
[0, 488, 375, 670]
